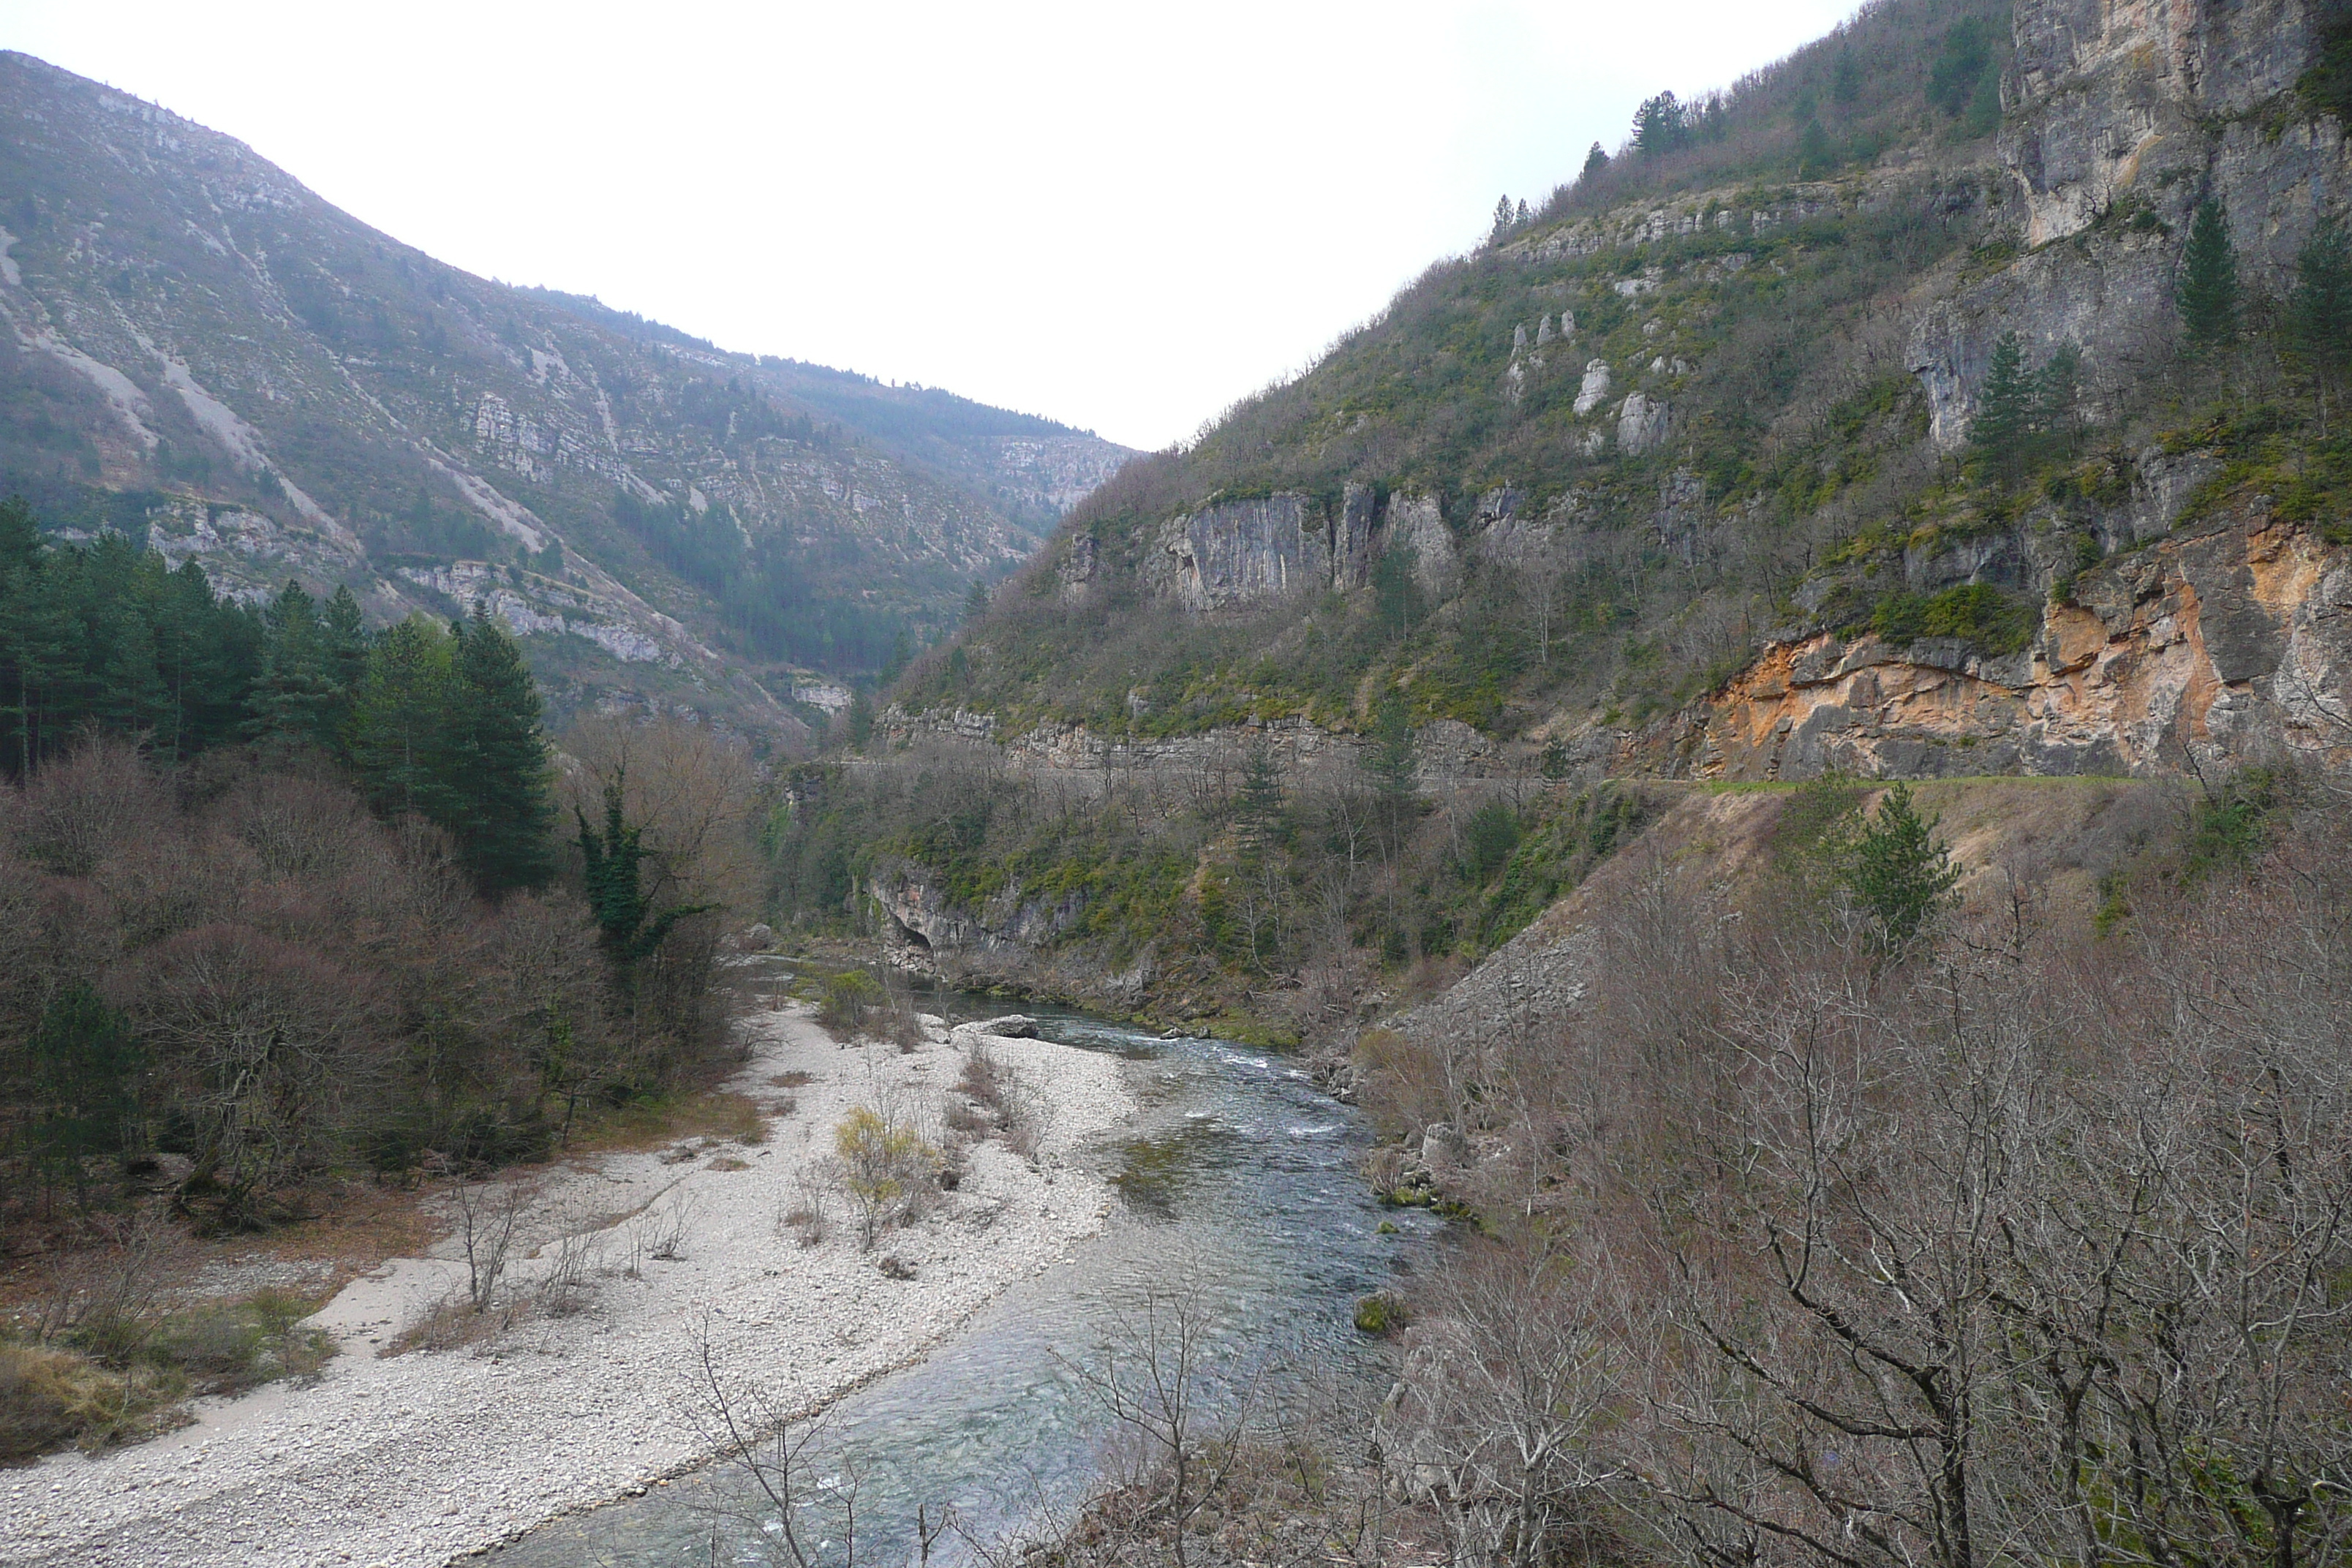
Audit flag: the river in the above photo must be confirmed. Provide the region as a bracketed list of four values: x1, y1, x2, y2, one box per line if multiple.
[495, 979, 1436, 1568]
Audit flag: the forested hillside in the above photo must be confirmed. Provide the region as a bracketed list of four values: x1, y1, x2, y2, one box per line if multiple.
[0, 52, 1130, 737]
[772, 0, 2352, 1032]
[0, 492, 754, 1450]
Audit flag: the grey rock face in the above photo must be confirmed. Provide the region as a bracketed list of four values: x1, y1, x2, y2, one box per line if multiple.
[1616, 392, 1673, 456]
[870, 863, 1087, 973]
[1383, 492, 1460, 598]
[1912, 0, 2347, 451]
[1335, 483, 1382, 589]
[1056, 535, 1100, 601]
[1572, 358, 1614, 416]
[1145, 486, 1391, 611]
[1150, 494, 1325, 611]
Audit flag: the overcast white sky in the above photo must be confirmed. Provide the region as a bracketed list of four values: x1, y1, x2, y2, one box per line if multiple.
[3, 1, 1857, 451]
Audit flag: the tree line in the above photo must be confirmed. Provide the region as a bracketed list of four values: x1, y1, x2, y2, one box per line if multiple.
[0, 498, 746, 1232]
[0, 497, 552, 895]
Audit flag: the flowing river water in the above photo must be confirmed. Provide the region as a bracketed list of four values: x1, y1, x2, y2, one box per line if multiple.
[497, 979, 1437, 1568]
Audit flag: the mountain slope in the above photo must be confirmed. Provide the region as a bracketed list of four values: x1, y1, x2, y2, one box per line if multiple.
[905, 0, 2351, 783]
[0, 52, 1131, 736]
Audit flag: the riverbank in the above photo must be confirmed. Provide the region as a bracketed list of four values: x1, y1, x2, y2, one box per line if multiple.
[0, 1004, 1137, 1568]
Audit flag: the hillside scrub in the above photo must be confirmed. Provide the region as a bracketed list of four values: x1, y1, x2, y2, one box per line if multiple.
[1320, 773, 2352, 1568]
[766, 739, 1651, 1036]
[900, 0, 2352, 758]
[0, 736, 738, 1234]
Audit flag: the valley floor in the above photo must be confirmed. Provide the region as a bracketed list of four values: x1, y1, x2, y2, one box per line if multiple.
[1, 1005, 1137, 1568]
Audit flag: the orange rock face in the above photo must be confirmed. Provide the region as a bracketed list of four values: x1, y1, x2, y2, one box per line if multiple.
[1644, 513, 2352, 780]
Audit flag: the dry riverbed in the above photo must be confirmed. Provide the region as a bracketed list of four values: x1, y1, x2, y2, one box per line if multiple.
[1, 1004, 1137, 1568]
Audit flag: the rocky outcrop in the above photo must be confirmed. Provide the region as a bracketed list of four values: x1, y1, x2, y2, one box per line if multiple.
[1145, 486, 1445, 611]
[1616, 392, 1672, 456]
[876, 706, 1502, 785]
[1910, 0, 2347, 446]
[1149, 494, 1325, 611]
[1383, 492, 1458, 598]
[867, 862, 1089, 976]
[1651, 513, 2352, 780]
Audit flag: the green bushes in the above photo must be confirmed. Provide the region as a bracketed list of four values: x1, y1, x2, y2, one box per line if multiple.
[818, 970, 886, 1036]
[1, 1285, 333, 1460]
[1871, 583, 2038, 655]
[832, 1104, 941, 1248]
[1353, 1292, 1410, 1335]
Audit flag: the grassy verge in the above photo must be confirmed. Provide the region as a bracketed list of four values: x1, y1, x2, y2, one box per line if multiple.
[2, 1286, 334, 1462]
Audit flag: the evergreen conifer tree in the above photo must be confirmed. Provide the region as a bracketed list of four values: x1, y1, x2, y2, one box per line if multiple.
[1969, 333, 2034, 486]
[1235, 739, 1285, 872]
[2288, 215, 2352, 427]
[2033, 343, 2082, 459]
[244, 581, 338, 754]
[347, 615, 454, 820]
[2176, 199, 2239, 350]
[320, 584, 370, 753]
[1368, 694, 1419, 858]
[0, 497, 263, 772]
[1847, 783, 1961, 949]
[26, 983, 140, 1199]
[441, 603, 554, 894]
[1580, 143, 1610, 184]
[1633, 93, 1686, 157]
[1831, 49, 1862, 106]
[1797, 116, 1835, 178]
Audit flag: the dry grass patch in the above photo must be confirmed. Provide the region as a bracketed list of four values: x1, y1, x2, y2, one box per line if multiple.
[568, 1089, 768, 1154]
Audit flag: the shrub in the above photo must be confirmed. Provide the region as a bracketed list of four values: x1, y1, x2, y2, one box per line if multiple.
[1353, 1293, 1410, 1335]
[1871, 583, 2038, 655]
[817, 969, 885, 1037]
[832, 1104, 940, 1248]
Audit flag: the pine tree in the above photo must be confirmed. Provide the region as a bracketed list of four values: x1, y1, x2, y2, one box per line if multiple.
[2176, 199, 2239, 350]
[1797, 116, 1835, 178]
[1235, 739, 1285, 872]
[320, 584, 370, 754]
[1847, 783, 1961, 949]
[1580, 143, 1610, 184]
[2033, 344, 2082, 459]
[440, 603, 554, 894]
[347, 615, 454, 820]
[1368, 694, 1418, 858]
[2287, 215, 2352, 428]
[1831, 49, 1862, 107]
[1490, 195, 1515, 245]
[244, 581, 338, 754]
[1632, 92, 1686, 157]
[1969, 332, 2034, 486]
[26, 983, 141, 1201]
[0, 497, 61, 775]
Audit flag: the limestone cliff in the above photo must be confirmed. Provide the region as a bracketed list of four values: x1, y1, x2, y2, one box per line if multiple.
[1650, 509, 2352, 780]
